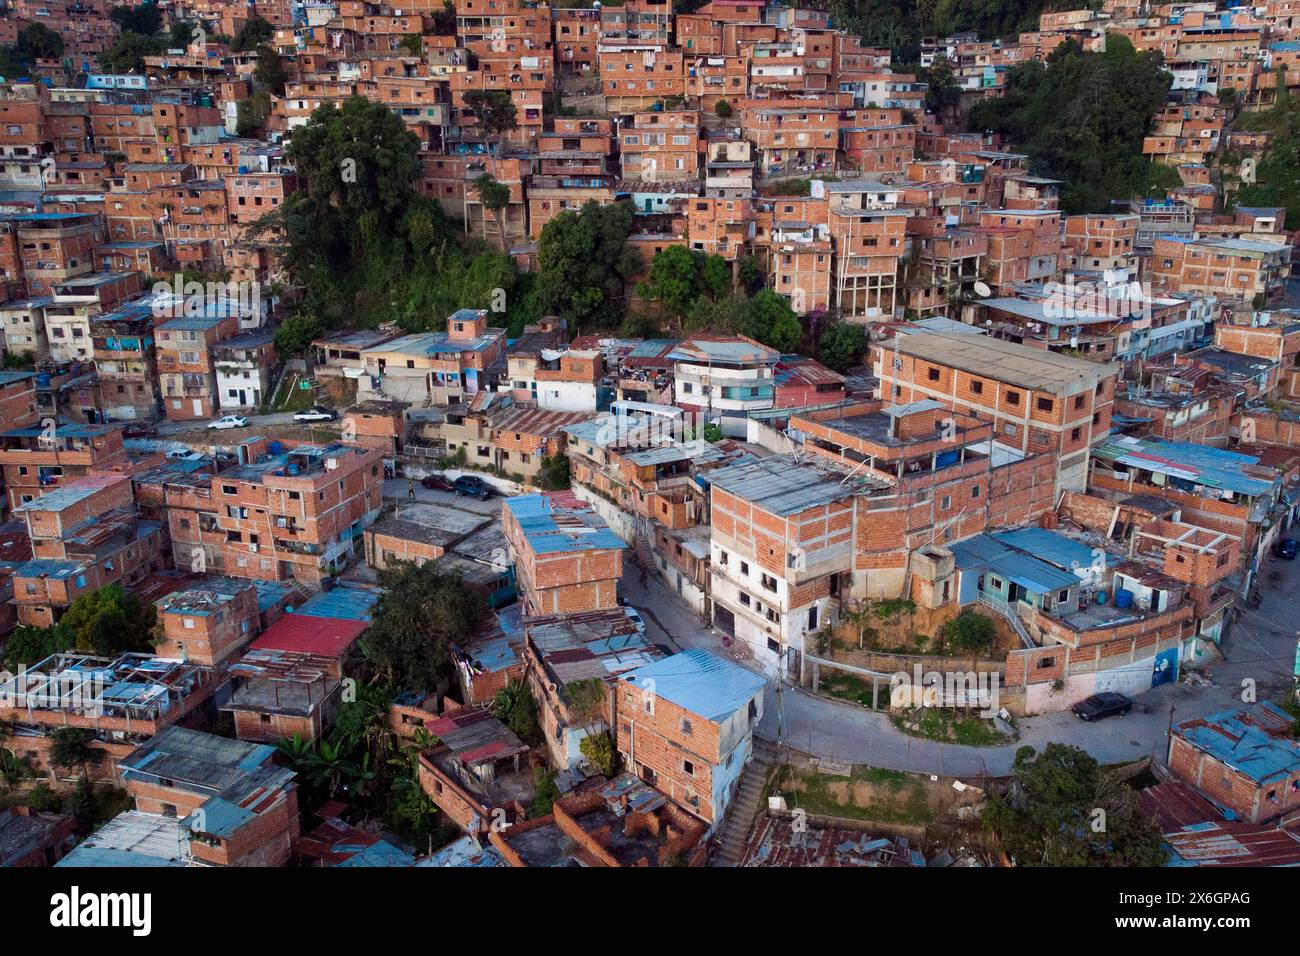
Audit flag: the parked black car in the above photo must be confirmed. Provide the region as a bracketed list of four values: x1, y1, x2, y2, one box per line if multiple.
[453, 475, 494, 499]
[1273, 537, 1298, 560]
[1072, 692, 1132, 721]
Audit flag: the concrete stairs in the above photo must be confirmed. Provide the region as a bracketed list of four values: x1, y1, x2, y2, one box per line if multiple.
[712, 738, 778, 866]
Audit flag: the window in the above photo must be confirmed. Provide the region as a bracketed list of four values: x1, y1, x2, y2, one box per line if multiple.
[682, 759, 695, 776]
[1071, 427, 1081, 441]
[680, 718, 692, 735]
[971, 380, 983, 394]
[740, 561, 749, 576]
[927, 367, 940, 381]
[1037, 656, 1055, 669]
[1036, 397, 1053, 412]
[1006, 391, 1020, 405]
[971, 485, 980, 499]
[1074, 395, 1085, 410]
[940, 495, 951, 509]
[761, 573, 777, 593]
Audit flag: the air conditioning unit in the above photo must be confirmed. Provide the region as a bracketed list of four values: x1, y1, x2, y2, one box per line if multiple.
[249, 544, 258, 553]
[788, 547, 806, 571]
[325, 458, 339, 470]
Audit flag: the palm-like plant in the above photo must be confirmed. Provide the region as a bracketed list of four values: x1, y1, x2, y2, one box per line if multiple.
[304, 741, 354, 797]
[275, 733, 315, 771]
[0, 748, 30, 790]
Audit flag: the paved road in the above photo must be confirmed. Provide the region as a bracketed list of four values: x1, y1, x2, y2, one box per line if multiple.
[154, 412, 307, 438]
[621, 550, 1300, 777]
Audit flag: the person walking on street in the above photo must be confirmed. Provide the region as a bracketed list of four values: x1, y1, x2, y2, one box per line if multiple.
[408, 479, 416, 499]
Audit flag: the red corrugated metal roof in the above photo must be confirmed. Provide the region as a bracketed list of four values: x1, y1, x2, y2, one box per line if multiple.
[250, 613, 366, 659]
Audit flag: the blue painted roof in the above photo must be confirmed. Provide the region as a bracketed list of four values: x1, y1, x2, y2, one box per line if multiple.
[992, 528, 1120, 573]
[295, 585, 381, 622]
[1174, 703, 1300, 785]
[949, 533, 1080, 594]
[1094, 436, 1274, 497]
[504, 494, 625, 554]
[622, 648, 767, 721]
[337, 840, 417, 867]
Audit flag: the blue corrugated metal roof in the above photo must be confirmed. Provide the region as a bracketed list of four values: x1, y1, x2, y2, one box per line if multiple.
[949, 533, 1079, 594]
[295, 585, 381, 622]
[504, 494, 625, 554]
[992, 527, 1120, 573]
[1174, 703, 1300, 785]
[622, 648, 767, 721]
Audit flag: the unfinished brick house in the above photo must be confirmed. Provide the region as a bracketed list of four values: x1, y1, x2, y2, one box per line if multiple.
[502, 491, 626, 616]
[1167, 703, 1300, 826]
[117, 726, 302, 866]
[614, 648, 766, 826]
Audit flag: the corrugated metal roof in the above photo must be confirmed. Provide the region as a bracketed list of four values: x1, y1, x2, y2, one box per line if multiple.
[622, 648, 766, 721]
[504, 493, 625, 554]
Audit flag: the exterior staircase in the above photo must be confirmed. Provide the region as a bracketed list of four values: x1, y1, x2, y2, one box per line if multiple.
[976, 595, 1035, 649]
[712, 737, 778, 866]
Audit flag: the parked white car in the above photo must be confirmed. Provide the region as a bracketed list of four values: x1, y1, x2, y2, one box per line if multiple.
[207, 415, 248, 430]
[293, 406, 338, 422]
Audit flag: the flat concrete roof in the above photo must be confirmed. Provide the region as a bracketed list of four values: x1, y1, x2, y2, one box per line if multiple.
[888, 331, 1111, 394]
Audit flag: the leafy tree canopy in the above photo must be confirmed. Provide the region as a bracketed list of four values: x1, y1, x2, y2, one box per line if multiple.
[967, 35, 1175, 213]
[535, 200, 641, 332]
[231, 16, 275, 52]
[985, 743, 1167, 866]
[362, 562, 489, 692]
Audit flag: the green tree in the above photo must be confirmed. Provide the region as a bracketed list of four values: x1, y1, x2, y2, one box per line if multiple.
[715, 99, 733, 118]
[638, 245, 705, 320]
[967, 34, 1172, 214]
[231, 16, 275, 52]
[687, 292, 749, 333]
[60, 584, 156, 657]
[170, 19, 200, 48]
[530, 767, 559, 816]
[940, 610, 997, 653]
[0, 748, 31, 790]
[302, 741, 356, 798]
[109, 3, 163, 36]
[463, 88, 519, 173]
[579, 730, 620, 777]
[474, 173, 512, 253]
[539, 453, 571, 490]
[2, 623, 72, 672]
[329, 682, 396, 769]
[98, 32, 171, 73]
[492, 680, 541, 745]
[254, 45, 287, 95]
[400, 33, 424, 56]
[17, 22, 64, 60]
[741, 290, 803, 353]
[362, 562, 489, 691]
[48, 728, 104, 780]
[817, 321, 867, 372]
[235, 90, 272, 137]
[924, 58, 962, 121]
[536, 200, 641, 332]
[273, 312, 323, 357]
[985, 743, 1167, 866]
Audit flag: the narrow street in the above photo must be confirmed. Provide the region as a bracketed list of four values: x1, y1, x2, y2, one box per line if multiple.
[621, 547, 1300, 777]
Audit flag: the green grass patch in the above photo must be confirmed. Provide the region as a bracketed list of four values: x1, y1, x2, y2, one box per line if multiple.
[891, 708, 1011, 747]
[819, 671, 887, 710]
[780, 766, 931, 826]
[267, 372, 319, 413]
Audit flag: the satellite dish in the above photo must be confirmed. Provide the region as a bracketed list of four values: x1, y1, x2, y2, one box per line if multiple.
[973, 281, 992, 298]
